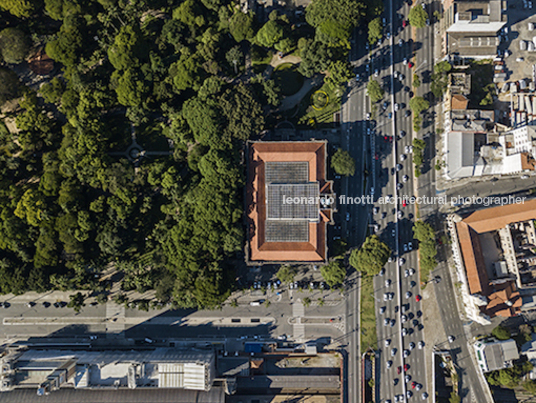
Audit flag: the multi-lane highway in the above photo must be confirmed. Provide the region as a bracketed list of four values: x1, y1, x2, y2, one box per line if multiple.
[369, 0, 432, 402]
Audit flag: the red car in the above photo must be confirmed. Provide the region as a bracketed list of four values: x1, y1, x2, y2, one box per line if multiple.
[404, 364, 410, 372]
[416, 295, 422, 302]
[408, 62, 414, 68]
[412, 381, 417, 389]
[402, 201, 407, 207]
[403, 19, 408, 27]
[397, 366, 402, 374]
[375, 153, 379, 160]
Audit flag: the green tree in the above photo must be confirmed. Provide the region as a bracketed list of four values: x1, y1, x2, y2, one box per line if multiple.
[172, 0, 206, 28]
[169, 49, 204, 92]
[112, 68, 148, 107]
[367, 79, 384, 103]
[277, 265, 297, 284]
[449, 393, 461, 403]
[0, 0, 38, 17]
[255, 20, 284, 48]
[413, 73, 421, 88]
[331, 148, 355, 176]
[226, 46, 243, 74]
[303, 296, 311, 307]
[0, 67, 20, 105]
[0, 28, 30, 64]
[108, 24, 148, 70]
[409, 6, 427, 28]
[409, 96, 429, 115]
[14, 189, 45, 227]
[306, 0, 365, 43]
[320, 260, 347, 287]
[523, 380, 536, 394]
[326, 60, 352, 89]
[492, 324, 511, 340]
[67, 292, 85, 313]
[45, 18, 85, 68]
[349, 235, 391, 276]
[229, 11, 255, 42]
[40, 77, 65, 104]
[368, 17, 382, 45]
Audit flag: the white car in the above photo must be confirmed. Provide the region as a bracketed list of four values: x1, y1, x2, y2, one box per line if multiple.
[394, 71, 399, 79]
[385, 279, 392, 287]
[421, 2, 426, 8]
[387, 32, 391, 39]
[448, 335, 455, 343]
[400, 154, 406, 161]
[409, 342, 415, 350]
[366, 112, 371, 120]
[398, 39, 403, 46]
[379, 267, 386, 276]
[422, 392, 429, 400]
[403, 175, 409, 182]
[405, 291, 412, 299]
[385, 339, 391, 347]
[384, 293, 389, 301]
[387, 360, 393, 368]
[404, 269, 409, 278]
[397, 211, 403, 219]
[403, 58, 408, 65]
[399, 258, 406, 266]
[403, 243, 408, 252]
[394, 103, 399, 111]
[401, 314, 407, 323]
[403, 349, 409, 358]
[391, 348, 397, 356]
[384, 318, 390, 326]
[409, 268, 416, 275]
[418, 341, 425, 349]
[408, 242, 413, 250]
[375, 69, 379, 77]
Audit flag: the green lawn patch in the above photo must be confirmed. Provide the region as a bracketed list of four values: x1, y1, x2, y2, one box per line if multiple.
[295, 81, 340, 128]
[360, 275, 378, 353]
[273, 63, 304, 96]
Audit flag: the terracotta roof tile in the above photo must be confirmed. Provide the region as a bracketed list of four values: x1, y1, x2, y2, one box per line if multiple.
[462, 198, 536, 233]
[246, 141, 330, 263]
[451, 94, 469, 110]
[456, 222, 489, 294]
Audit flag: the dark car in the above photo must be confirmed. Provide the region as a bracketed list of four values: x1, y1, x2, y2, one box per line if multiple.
[405, 110, 411, 117]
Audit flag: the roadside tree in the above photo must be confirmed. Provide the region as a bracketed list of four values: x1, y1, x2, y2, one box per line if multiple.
[320, 259, 346, 288]
[367, 79, 384, 103]
[368, 17, 382, 45]
[349, 235, 390, 276]
[409, 7, 427, 28]
[331, 148, 355, 176]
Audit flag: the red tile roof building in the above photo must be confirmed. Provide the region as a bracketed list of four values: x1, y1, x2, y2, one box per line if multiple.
[246, 141, 335, 263]
[454, 199, 536, 317]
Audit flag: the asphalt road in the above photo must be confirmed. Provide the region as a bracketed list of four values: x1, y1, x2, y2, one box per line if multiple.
[370, 0, 432, 402]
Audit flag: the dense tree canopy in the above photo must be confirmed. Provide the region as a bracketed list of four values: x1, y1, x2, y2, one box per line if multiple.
[0, 28, 30, 64]
[306, 0, 365, 43]
[368, 17, 382, 45]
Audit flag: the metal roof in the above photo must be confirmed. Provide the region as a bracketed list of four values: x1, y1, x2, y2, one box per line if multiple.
[0, 386, 225, 403]
[265, 162, 309, 184]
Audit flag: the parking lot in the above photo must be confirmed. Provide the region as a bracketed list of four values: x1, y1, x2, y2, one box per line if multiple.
[499, 0, 536, 83]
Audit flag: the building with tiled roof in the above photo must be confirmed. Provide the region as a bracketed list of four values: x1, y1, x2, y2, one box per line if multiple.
[448, 200, 536, 324]
[246, 141, 335, 263]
